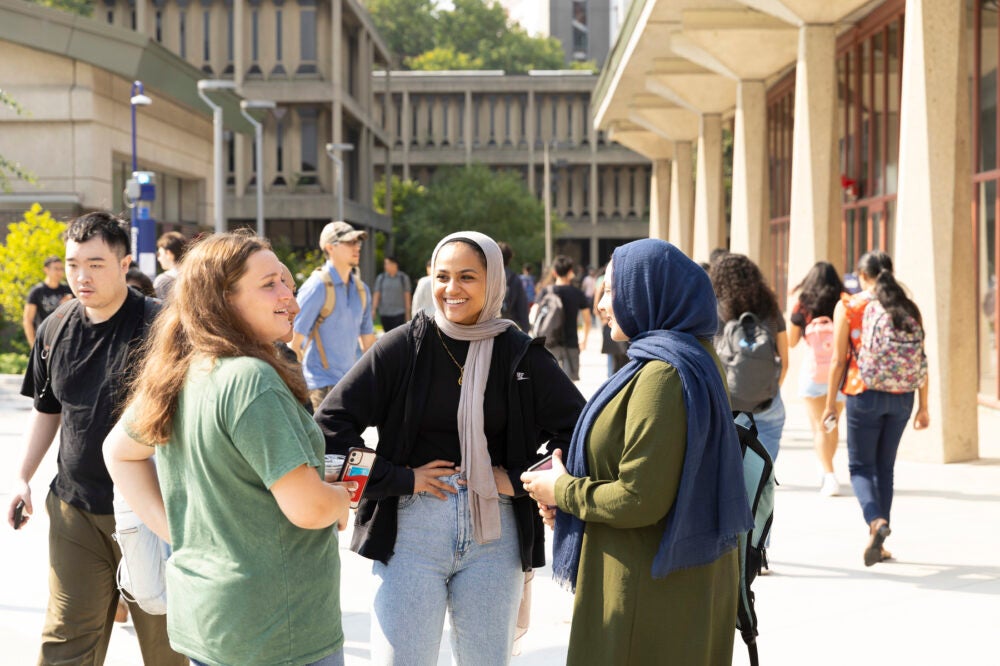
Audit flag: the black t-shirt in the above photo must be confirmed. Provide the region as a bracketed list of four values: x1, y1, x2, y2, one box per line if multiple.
[410, 325, 509, 467]
[553, 284, 590, 348]
[21, 289, 152, 515]
[26, 282, 73, 330]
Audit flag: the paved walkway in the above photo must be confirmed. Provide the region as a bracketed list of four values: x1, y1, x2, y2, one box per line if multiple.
[1, 335, 999, 664]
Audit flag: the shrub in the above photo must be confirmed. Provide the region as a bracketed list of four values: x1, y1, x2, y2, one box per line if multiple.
[0, 204, 67, 352]
[0, 352, 28, 375]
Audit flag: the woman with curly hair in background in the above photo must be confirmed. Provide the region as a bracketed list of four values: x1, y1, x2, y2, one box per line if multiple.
[709, 254, 788, 469]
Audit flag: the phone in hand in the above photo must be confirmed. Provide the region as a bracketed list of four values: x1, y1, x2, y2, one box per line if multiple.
[823, 413, 838, 433]
[527, 454, 554, 472]
[13, 500, 25, 530]
[338, 447, 377, 509]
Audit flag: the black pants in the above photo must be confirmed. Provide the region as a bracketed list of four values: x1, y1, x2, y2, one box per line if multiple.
[380, 313, 406, 332]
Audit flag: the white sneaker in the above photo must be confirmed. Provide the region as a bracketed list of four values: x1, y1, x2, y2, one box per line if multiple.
[820, 473, 840, 497]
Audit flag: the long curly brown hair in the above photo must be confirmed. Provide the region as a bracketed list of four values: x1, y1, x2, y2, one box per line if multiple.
[126, 231, 307, 444]
[709, 253, 781, 323]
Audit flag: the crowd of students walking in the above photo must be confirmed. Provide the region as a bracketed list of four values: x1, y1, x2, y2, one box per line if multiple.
[6, 212, 929, 665]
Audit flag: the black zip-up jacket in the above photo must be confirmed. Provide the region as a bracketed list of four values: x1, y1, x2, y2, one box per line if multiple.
[314, 312, 585, 571]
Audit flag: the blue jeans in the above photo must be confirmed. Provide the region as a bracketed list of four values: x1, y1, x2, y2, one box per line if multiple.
[371, 473, 523, 666]
[746, 391, 786, 465]
[845, 390, 914, 525]
[191, 649, 343, 666]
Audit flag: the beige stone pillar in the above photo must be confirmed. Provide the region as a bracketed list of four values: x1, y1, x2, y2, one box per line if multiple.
[401, 91, 411, 180]
[787, 24, 842, 291]
[730, 80, 767, 262]
[893, 0, 977, 462]
[668, 141, 694, 255]
[649, 159, 671, 240]
[693, 113, 724, 262]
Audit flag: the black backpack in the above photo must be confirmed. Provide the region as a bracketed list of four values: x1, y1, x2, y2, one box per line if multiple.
[733, 412, 776, 666]
[529, 286, 564, 348]
[715, 312, 781, 413]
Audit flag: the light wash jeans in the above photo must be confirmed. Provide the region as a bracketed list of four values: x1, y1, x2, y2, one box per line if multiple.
[371, 473, 522, 666]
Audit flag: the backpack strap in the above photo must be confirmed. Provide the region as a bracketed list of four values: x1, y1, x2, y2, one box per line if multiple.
[38, 299, 81, 401]
[308, 267, 367, 370]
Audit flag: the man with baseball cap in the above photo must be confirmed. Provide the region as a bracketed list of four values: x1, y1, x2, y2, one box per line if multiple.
[291, 220, 375, 409]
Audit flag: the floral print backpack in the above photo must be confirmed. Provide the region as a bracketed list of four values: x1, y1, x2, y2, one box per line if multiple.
[856, 300, 928, 392]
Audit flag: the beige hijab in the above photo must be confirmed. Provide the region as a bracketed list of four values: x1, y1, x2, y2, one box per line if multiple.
[431, 231, 514, 544]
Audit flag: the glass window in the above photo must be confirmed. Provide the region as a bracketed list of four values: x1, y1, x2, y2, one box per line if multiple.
[299, 7, 317, 74]
[179, 11, 186, 59]
[276, 10, 283, 61]
[981, 4, 998, 173]
[299, 108, 318, 173]
[155, 10, 162, 42]
[251, 10, 259, 62]
[203, 10, 211, 63]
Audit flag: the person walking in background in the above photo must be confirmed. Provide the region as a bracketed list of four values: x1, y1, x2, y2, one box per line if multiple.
[153, 231, 187, 299]
[789, 262, 847, 496]
[373, 255, 412, 332]
[126, 267, 157, 297]
[314, 231, 584, 666]
[710, 253, 789, 464]
[580, 266, 597, 326]
[520, 263, 536, 304]
[823, 251, 930, 567]
[593, 265, 627, 377]
[548, 255, 592, 381]
[498, 242, 530, 331]
[104, 232, 355, 666]
[8, 212, 184, 666]
[22, 255, 73, 347]
[291, 221, 375, 410]
[412, 259, 434, 315]
[522, 239, 752, 666]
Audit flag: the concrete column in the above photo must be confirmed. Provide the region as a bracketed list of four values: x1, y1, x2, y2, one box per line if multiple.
[401, 91, 411, 180]
[233, 0, 245, 86]
[648, 159, 671, 240]
[668, 141, 694, 255]
[135, 0, 150, 36]
[527, 90, 536, 193]
[730, 80, 767, 262]
[787, 24, 842, 292]
[464, 90, 473, 165]
[693, 113, 724, 262]
[894, 0, 976, 462]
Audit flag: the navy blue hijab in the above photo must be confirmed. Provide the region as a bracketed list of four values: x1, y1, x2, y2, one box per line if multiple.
[552, 239, 753, 589]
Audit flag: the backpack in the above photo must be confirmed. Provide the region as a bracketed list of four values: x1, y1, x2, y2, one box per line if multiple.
[857, 300, 927, 392]
[733, 413, 776, 666]
[308, 266, 368, 369]
[529, 286, 564, 348]
[715, 312, 781, 413]
[803, 316, 835, 384]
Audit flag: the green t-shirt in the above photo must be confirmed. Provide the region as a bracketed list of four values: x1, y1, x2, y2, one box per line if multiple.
[128, 356, 342, 666]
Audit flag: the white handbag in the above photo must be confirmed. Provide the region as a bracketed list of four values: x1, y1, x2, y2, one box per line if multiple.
[112, 493, 170, 615]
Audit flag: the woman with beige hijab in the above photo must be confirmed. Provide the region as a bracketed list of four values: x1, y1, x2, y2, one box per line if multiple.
[314, 231, 584, 665]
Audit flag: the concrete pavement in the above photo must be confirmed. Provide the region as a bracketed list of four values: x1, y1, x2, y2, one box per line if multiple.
[1, 334, 999, 665]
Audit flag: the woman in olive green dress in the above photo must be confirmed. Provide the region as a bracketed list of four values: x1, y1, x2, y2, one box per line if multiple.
[522, 239, 753, 666]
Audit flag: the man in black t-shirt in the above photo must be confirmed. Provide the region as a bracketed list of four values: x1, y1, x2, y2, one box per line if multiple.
[7, 213, 184, 666]
[21, 255, 73, 347]
[550, 255, 591, 381]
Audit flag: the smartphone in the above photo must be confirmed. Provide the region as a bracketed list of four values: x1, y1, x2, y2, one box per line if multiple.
[337, 447, 377, 509]
[527, 454, 554, 472]
[13, 500, 25, 530]
[823, 413, 838, 433]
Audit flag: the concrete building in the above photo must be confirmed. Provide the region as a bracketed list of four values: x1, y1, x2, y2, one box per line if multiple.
[0, 0, 392, 275]
[499, 0, 619, 67]
[592, 0, 990, 462]
[373, 69, 651, 268]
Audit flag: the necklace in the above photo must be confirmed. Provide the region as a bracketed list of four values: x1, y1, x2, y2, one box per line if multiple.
[435, 324, 465, 386]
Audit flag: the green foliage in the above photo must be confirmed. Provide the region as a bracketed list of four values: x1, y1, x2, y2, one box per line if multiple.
[270, 238, 324, 287]
[23, 0, 93, 16]
[365, 0, 437, 66]
[0, 90, 38, 193]
[367, 0, 570, 74]
[383, 165, 555, 281]
[407, 47, 484, 71]
[0, 352, 29, 375]
[0, 204, 67, 351]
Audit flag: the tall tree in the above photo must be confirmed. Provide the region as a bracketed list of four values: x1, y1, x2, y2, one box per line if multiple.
[364, 0, 437, 66]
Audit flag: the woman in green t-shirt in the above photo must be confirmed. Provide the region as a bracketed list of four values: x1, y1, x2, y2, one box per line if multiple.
[105, 232, 355, 666]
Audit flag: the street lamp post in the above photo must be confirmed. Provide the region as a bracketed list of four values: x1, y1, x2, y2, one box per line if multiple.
[240, 99, 276, 237]
[128, 82, 155, 276]
[325, 142, 354, 222]
[197, 79, 238, 233]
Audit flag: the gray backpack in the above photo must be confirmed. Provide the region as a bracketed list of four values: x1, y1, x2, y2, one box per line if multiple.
[529, 286, 564, 348]
[715, 312, 781, 413]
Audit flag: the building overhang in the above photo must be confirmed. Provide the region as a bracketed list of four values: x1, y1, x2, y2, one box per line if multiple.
[0, 0, 251, 134]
